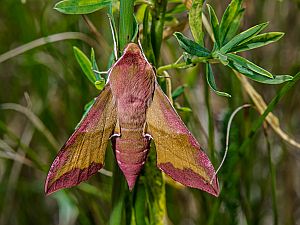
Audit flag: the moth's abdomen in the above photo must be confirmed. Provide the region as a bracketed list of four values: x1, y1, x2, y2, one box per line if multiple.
[113, 129, 150, 190]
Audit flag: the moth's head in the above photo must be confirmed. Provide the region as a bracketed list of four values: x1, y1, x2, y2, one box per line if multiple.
[123, 43, 142, 56]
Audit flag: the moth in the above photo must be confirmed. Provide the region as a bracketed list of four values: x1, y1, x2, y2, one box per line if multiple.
[45, 43, 220, 197]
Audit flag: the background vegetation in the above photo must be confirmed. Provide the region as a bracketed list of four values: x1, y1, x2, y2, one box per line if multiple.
[0, 0, 300, 224]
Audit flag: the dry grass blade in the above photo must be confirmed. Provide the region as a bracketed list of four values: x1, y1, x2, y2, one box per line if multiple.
[0, 32, 99, 63]
[0, 139, 33, 166]
[0, 103, 59, 149]
[235, 71, 300, 149]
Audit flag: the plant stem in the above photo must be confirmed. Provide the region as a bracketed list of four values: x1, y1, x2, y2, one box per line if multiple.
[203, 73, 215, 163]
[157, 57, 218, 74]
[119, 0, 135, 49]
[264, 129, 278, 225]
[151, 0, 168, 63]
[109, 164, 126, 225]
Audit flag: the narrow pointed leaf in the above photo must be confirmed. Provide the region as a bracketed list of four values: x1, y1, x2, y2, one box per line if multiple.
[174, 32, 211, 57]
[230, 32, 284, 52]
[189, 0, 205, 45]
[219, 0, 243, 45]
[142, 6, 155, 64]
[221, 22, 269, 53]
[91, 48, 105, 90]
[54, 0, 111, 14]
[227, 53, 273, 78]
[73, 47, 96, 84]
[91, 48, 100, 79]
[227, 54, 291, 84]
[172, 85, 187, 100]
[207, 4, 220, 48]
[255, 75, 293, 84]
[176, 106, 192, 112]
[225, 8, 245, 44]
[166, 4, 187, 15]
[131, 14, 139, 42]
[206, 63, 231, 97]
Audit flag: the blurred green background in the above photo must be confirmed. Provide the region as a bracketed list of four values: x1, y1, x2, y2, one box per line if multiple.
[0, 0, 300, 224]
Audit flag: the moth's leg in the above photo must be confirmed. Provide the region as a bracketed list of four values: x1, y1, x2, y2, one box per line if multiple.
[142, 123, 152, 140]
[110, 119, 121, 139]
[93, 70, 109, 75]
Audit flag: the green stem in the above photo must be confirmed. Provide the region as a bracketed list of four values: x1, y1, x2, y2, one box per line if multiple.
[151, 0, 168, 63]
[119, 0, 135, 49]
[264, 129, 278, 225]
[110, 163, 127, 225]
[204, 72, 215, 163]
[157, 57, 218, 74]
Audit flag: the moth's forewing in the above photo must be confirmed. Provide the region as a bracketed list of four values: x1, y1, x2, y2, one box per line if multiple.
[146, 84, 220, 197]
[45, 84, 117, 195]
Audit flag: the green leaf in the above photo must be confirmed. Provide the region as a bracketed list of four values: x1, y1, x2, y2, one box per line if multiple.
[172, 85, 187, 100]
[188, 0, 205, 45]
[142, 6, 155, 64]
[73, 46, 96, 84]
[207, 4, 220, 48]
[227, 53, 273, 78]
[226, 54, 291, 84]
[134, 183, 147, 225]
[131, 14, 139, 42]
[144, 149, 166, 225]
[230, 32, 284, 52]
[176, 106, 192, 112]
[94, 80, 105, 90]
[219, 0, 244, 45]
[91, 48, 100, 79]
[174, 32, 210, 57]
[166, 4, 187, 15]
[206, 63, 231, 97]
[54, 0, 111, 14]
[255, 75, 293, 84]
[221, 22, 269, 53]
[225, 8, 245, 44]
[91, 48, 106, 90]
[119, 0, 135, 50]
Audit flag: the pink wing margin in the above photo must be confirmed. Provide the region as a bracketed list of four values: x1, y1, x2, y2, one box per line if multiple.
[146, 84, 220, 197]
[45, 84, 117, 195]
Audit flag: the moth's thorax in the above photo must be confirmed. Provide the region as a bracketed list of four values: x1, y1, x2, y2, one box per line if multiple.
[109, 43, 155, 127]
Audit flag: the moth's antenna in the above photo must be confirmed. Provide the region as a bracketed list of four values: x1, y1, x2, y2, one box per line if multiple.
[138, 39, 146, 57]
[138, 39, 143, 51]
[210, 104, 252, 185]
[108, 14, 118, 60]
